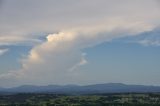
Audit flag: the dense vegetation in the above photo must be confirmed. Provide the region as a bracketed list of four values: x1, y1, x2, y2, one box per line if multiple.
[0, 93, 160, 106]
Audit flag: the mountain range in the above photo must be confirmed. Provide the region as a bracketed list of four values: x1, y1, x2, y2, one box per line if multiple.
[0, 83, 160, 94]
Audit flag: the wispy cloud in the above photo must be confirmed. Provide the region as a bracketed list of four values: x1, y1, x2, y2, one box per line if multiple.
[0, 48, 9, 56]
[138, 39, 160, 46]
[0, 36, 43, 46]
[127, 29, 160, 47]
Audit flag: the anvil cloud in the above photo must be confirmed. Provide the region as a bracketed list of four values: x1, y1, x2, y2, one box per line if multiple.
[0, 0, 160, 87]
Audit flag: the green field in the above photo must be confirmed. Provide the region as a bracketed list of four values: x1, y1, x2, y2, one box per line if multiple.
[0, 93, 160, 106]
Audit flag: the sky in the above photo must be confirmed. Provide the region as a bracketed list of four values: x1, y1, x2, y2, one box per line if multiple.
[0, 0, 160, 87]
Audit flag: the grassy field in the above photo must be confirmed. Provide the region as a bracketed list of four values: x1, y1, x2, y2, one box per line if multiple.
[0, 93, 160, 106]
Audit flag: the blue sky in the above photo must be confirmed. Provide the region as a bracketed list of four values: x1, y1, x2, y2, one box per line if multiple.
[0, 0, 160, 87]
[0, 45, 31, 73]
[1, 32, 160, 86]
[83, 37, 160, 85]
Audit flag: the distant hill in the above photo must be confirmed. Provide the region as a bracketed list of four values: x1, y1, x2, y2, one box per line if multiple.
[0, 83, 160, 94]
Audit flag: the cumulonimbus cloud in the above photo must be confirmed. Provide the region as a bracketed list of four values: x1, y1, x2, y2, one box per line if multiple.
[0, 18, 158, 87]
[0, 0, 160, 87]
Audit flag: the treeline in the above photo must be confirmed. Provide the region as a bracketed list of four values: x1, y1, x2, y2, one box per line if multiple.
[0, 93, 160, 106]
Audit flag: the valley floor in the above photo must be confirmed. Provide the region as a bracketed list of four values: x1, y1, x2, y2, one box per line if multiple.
[0, 93, 160, 106]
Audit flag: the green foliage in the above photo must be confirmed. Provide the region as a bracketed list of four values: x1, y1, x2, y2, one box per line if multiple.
[0, 93, 160, 106]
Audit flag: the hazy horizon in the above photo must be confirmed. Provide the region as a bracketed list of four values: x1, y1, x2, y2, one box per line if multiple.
[1, 82, 160, 89]
[0, 0, 160, 87]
